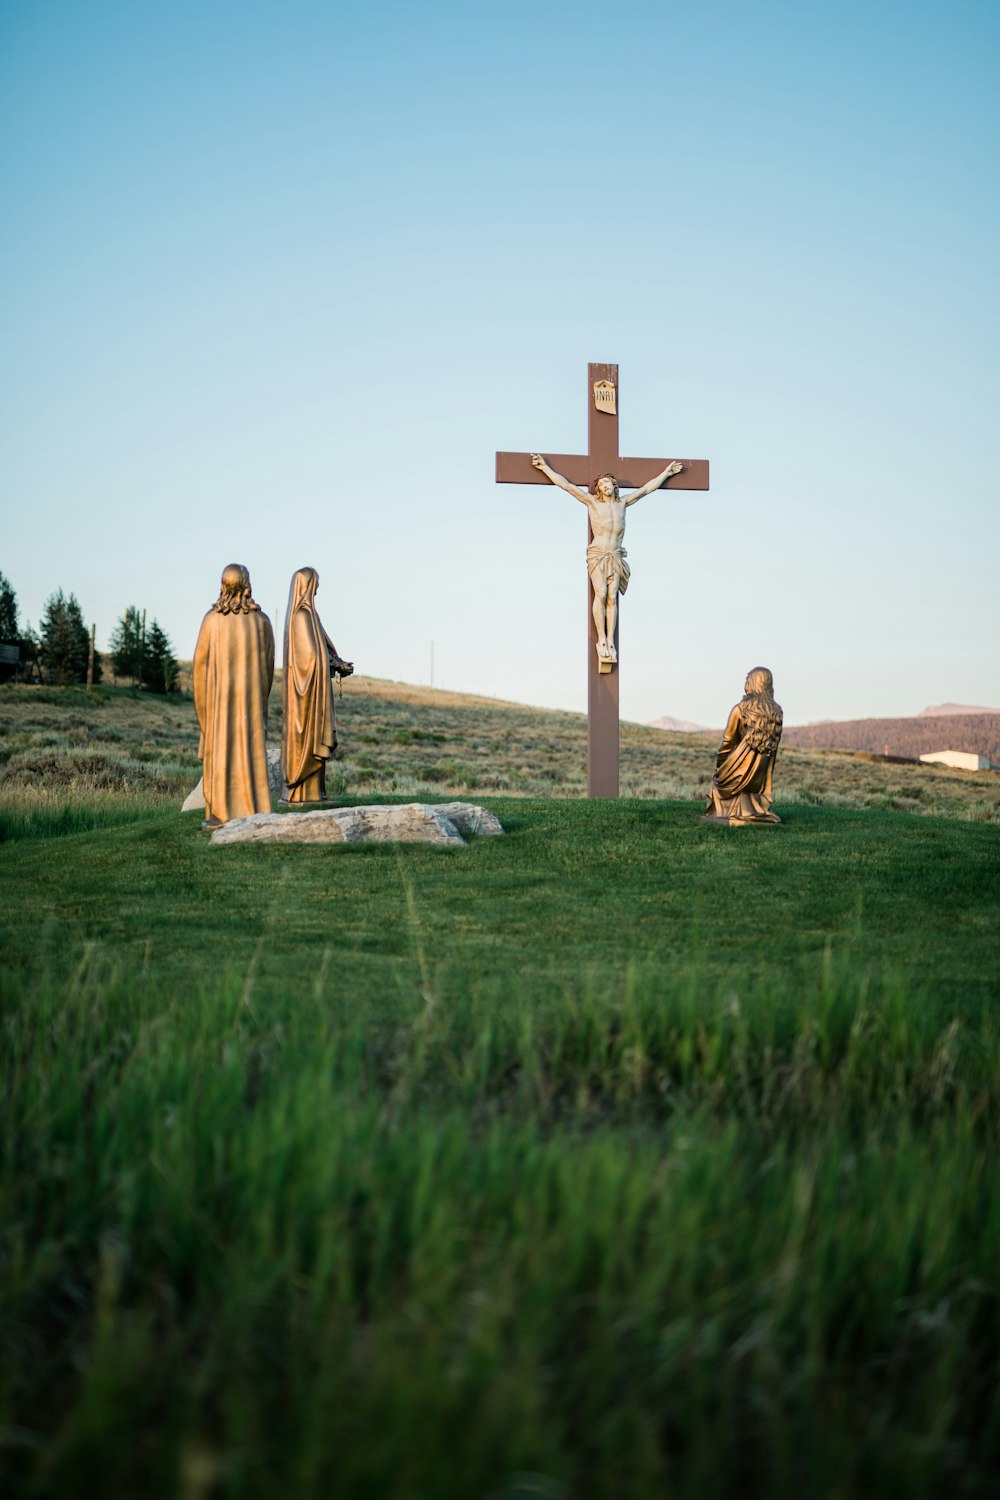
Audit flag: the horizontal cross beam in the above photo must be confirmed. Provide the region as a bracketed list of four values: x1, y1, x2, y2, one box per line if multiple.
[496, 452, 709, 490]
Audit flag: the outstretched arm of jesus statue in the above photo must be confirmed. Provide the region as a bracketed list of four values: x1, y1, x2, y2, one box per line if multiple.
[623, 460, 684, 506]
[531, 454, 590, 505]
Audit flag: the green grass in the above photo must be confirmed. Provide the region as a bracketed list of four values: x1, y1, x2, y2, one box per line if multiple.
[2, 791, 1000, 1497]
[0, 789, 166, 842]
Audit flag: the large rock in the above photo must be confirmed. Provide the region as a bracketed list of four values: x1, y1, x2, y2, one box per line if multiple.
[433, 802, 506, 839]
[182, 749, 285, 812]
[209, 801, 504, 847]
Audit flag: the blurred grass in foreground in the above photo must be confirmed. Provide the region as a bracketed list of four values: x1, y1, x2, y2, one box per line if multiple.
[1, 779, 999, 1496]
[3, 955, 1000, 1497]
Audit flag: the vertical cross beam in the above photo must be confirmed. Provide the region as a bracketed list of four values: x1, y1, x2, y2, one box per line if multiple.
[587, 362, 620, 798]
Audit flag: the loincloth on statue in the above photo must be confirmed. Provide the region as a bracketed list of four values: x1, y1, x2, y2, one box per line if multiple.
[587, 544, 630, 594]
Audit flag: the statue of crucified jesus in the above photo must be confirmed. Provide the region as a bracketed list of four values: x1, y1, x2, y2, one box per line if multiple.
[531, 454, 684, 662]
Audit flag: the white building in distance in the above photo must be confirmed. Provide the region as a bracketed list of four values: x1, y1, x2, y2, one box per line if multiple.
[919, 750, 992, 771]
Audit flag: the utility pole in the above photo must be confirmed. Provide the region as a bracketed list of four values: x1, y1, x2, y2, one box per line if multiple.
[86, 623, 95, 690]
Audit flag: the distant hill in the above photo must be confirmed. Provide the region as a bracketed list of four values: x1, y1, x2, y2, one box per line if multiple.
[647, 714, 712, 734]
[783, 712, 1000, 764]
[918, 702, 999, 717]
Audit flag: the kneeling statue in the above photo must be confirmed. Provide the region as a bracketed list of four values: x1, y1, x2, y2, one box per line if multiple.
[704, 667, 783, 826]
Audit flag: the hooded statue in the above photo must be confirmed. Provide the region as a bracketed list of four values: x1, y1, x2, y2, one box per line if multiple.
[281, 567, 353, 803]
[704, 666, 783, 826]
[193, 564, 275, 827]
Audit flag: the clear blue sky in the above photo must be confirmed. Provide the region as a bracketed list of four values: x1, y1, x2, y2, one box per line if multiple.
[1, 0, 997, 725]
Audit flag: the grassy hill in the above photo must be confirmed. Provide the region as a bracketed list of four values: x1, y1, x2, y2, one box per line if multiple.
[2, 675, 997, 823]
[783, 709, 1000, 764]
[2, 680, 1000, 1496]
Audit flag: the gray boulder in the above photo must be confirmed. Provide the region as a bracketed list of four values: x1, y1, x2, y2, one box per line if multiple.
[209, 801, 504, 847]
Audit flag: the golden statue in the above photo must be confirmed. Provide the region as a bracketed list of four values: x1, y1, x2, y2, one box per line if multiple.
[193, 564, 275, 827]
[704, 667, 783, 825]
[281, 567, 354, 804]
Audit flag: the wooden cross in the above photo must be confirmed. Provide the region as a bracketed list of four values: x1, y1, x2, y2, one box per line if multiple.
[496, 361, 709, 798]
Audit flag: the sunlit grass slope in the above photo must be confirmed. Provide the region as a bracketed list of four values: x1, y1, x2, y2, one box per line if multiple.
[2, 677, 998, 817]
[2, 787, 1000, 1496]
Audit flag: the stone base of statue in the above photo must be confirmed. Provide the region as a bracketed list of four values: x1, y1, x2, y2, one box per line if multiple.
[703, 789, 781, 826]
[703, 812, 782, 827]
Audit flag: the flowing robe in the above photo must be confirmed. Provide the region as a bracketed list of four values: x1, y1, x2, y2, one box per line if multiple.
[282, 574, 345, 802]
[704, 695, 783, 825]
[193, 608, 274, 825]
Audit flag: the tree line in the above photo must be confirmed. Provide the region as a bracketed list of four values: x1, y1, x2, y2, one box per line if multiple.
[0, 569, 178, 693]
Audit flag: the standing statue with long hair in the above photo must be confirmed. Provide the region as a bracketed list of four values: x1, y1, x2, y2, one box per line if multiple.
[193, 563, 275, 827]
[704, 666, 783, 825]
[281, 567, 354, 804]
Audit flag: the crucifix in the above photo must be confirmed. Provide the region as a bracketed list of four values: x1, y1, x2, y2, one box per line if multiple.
[496, 362, 709, 798]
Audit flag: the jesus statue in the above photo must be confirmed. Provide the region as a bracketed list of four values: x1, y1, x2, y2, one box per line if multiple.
[531, 453, 684, 662]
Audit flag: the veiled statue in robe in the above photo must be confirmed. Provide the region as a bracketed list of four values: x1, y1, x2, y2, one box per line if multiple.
[193, 564, 275, 827]
[281, 567, 354, 804]
[704, 666, 783, 826]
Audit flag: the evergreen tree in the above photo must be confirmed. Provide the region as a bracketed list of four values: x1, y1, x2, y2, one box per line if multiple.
[0, 570, 18, 642]
[109, 607, 176, 691]
[68, 594, 101, 683]
[40, 590, 93, 684]
[109, 606, 145, 684]
[144, 620, 178, 694]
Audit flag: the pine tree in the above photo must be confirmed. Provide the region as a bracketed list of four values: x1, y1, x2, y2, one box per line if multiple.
[40, 590, 93, 684]
[66, 594, 101, 684]
[0, 571, 18, 642]
[144, 620, 178, 694]
[109, 608, 175, 691]
[109, 606, 145, 685]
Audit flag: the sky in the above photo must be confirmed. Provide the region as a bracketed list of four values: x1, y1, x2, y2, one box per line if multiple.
[1, 0, 997, 727]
